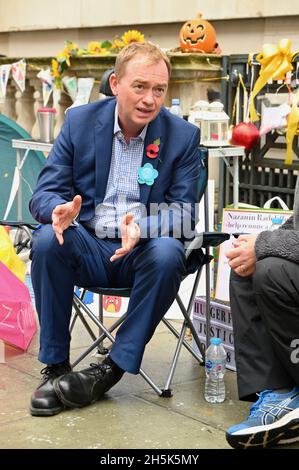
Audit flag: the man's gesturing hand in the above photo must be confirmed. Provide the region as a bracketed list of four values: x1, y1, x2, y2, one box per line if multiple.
[52, 195, 82, 245]
[110, 213, 141, 262]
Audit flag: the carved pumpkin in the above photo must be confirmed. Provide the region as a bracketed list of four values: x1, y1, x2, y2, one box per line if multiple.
[179, 13, 217, 53]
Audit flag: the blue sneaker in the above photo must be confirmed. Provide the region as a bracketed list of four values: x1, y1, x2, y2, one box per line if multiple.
[226, 387, 299, 449]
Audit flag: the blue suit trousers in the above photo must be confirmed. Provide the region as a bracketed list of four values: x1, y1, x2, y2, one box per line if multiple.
[30, 224, 186, 374]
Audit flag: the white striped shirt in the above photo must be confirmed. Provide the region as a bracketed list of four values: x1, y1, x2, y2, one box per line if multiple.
[86, 106, 148, 238]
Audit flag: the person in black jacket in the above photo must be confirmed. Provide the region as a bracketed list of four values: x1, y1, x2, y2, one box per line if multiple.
[225, 189, 299, 449]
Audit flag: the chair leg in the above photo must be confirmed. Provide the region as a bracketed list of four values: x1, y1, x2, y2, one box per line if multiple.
[176, 295, 205, 359]
[72, 295, 163, 396]
[73, 292, 113, 330]
[97, 294, 109, 355]
[175, 279, 206, 360]
[71, 295, 164, 395]
[161, 265, 206, 395]
[71, 291, 97, 340]
[69, 310, 78, 334]
[161, 320, 187, 397]
[138, 368, 163, 396]
[72, 294, 126, 366]
[162, 318, 203, 361]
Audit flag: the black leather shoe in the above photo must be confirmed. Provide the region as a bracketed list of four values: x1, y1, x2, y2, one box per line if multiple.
[30, 361, 71, 417]
[53, 362, 123, 408]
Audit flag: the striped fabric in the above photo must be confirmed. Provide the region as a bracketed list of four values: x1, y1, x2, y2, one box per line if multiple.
[85, 106, 147, 238]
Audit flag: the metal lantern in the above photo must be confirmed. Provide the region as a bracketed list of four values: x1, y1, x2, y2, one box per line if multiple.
[199, 102, 229, 146]
[188, 100, 229, 146]
[188, 99, 209, 133]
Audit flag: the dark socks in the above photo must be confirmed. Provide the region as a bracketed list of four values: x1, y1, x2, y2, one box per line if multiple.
[103, 356, 125, 377]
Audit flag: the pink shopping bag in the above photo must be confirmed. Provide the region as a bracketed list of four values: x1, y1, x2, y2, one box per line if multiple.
[0, 261, 37, 351]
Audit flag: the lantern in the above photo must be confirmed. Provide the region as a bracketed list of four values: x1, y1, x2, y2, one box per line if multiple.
[189, 101, 229, 146]
[179, 13, 218, 53]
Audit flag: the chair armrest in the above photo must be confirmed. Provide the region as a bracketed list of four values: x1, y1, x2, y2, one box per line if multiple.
[0, 220, 39, 230]
[185, 232, 229, 260]
[184, 233, 203, 260]
[0, 220, 39, 255]
[202, 232, 230, 248]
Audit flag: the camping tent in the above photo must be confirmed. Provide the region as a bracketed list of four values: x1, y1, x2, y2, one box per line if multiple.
[0, 114, 45, 223]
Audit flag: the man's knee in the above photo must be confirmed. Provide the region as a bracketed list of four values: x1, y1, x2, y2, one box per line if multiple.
[140, 237, 185, 271]
[31, 224, 57, 254]
[253, 257, 285, 294]
[31, 224, 74, 258]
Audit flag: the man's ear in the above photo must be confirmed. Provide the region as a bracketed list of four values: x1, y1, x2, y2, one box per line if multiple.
[109, 73, 118, 96]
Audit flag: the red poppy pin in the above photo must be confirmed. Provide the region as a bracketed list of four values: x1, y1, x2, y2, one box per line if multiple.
[146, 138, 160, 159]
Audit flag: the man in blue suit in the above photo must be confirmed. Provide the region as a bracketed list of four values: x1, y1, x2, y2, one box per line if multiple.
[29, 42, 201, 416]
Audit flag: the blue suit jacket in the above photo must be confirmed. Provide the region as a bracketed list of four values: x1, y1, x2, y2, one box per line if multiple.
[30, 98, 201, 242]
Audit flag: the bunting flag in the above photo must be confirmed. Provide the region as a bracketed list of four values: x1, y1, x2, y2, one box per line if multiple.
[68, 77, 95, 109]
[0, 64, 11, 102]
[37, 68, 53, 106]
[62, 75, 78, 102]
[42, 81, 53, 106]
[53, 87, 61, 112]
[11, 59, 26, 92]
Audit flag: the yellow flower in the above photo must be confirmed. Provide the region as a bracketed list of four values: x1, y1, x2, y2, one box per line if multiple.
[121, 30, 144, 46]
[51, 31, 146, 89]
[111, 37, 124, 50]
[87, 41, 103, 55]
[56, 50, 71, 66]
[64, 42, 78, 54]
[100, 48, 110, 56]
[51, 59, 60, 79]
[51, 59, 63, 89]
[56, 52, 66, 60]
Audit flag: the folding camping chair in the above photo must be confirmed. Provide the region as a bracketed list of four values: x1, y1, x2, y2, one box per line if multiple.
[0, 221, 37, 256]
[69, 145, 229, 396]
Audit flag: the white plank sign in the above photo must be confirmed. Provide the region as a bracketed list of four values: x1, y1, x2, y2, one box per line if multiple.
[215, 207, 293, 302]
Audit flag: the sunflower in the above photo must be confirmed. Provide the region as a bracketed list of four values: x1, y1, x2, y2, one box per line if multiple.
[51, 59, 63, 88]
[87, 41, 104, 55]
[111, 37, 124, 51]
[51, 30, 146, 89]
[121, 30, 144, 46]
[56, 50, 71, 67]
[51, 59, 60, 79]
[64, 42, 79, 55]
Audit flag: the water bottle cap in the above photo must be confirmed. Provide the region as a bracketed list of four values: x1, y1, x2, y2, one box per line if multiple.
[210, 338, 222, 345]
[171, 98, 180, 105]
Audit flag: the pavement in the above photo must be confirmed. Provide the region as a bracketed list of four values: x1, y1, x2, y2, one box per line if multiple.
[0, 316, 298, 450]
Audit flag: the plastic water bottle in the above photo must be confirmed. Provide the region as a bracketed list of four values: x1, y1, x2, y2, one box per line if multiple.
[169, 98, 183, 118]
[204, 338, 226, 403]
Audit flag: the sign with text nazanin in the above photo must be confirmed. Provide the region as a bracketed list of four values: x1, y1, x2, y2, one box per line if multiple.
[215, 207, 293, 302]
